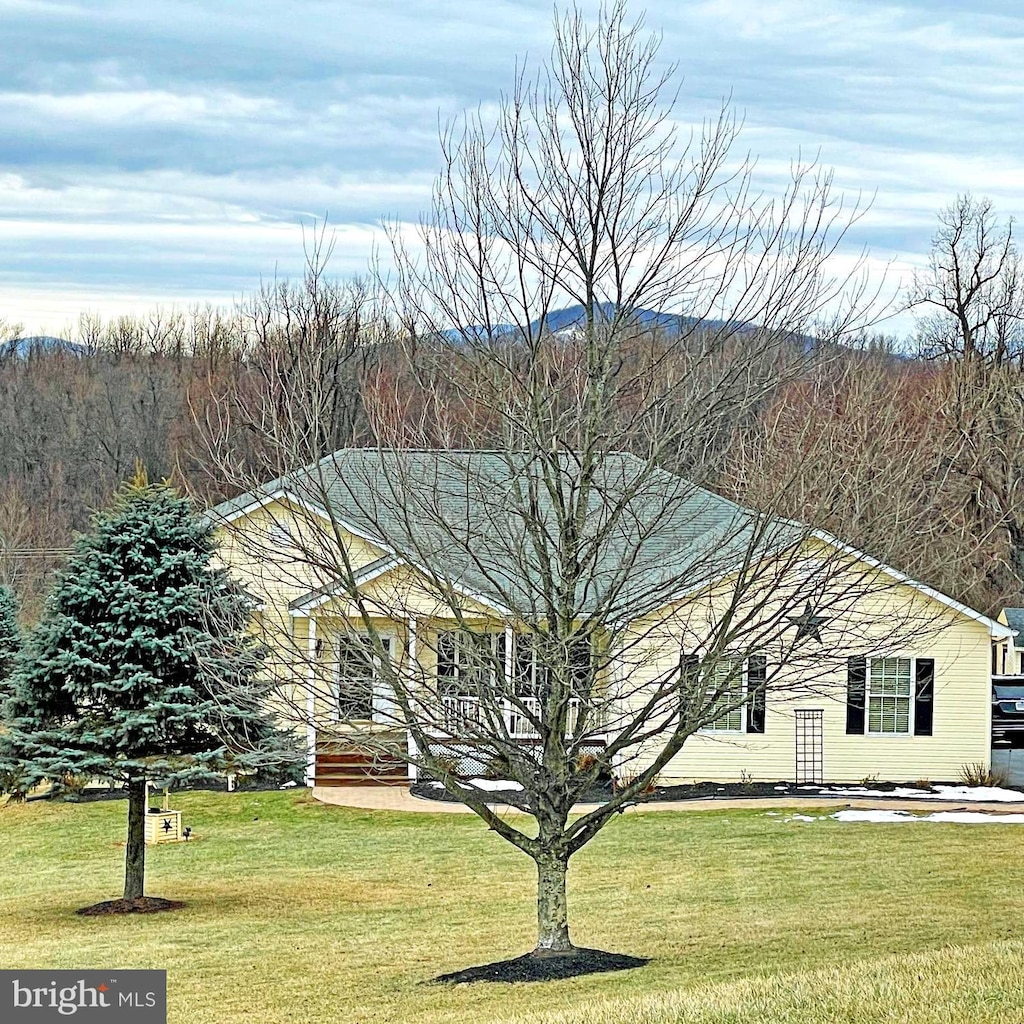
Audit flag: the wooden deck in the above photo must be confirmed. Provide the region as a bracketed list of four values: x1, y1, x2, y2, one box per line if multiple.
[315, 744, 409, 787]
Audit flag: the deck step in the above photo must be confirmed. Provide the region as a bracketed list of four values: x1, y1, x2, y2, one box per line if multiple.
[314, 744, 409, 786]
[314, 774, 410, 787]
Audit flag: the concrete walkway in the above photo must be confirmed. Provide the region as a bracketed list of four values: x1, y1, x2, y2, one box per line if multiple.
[311, 785, 1024, 816]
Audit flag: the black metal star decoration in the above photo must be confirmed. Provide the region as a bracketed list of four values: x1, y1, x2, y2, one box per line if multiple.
[787, 602, 829, 642]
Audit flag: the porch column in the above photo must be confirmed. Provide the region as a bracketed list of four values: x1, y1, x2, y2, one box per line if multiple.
[406, 616, 419, 781]
[305, 617, 317, 788]
[504, 625, 514, 678]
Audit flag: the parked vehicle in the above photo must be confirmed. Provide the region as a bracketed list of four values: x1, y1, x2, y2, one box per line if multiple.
[992, 678, 1024, 744]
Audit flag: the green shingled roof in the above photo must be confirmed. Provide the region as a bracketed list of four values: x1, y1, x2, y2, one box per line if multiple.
[210, 449, 798, 619]
[1003, 608, 1024, 647]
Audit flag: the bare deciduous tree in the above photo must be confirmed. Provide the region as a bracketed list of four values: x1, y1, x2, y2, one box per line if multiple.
[199, 3, 946, 965]
[910, 194, 1024, 367]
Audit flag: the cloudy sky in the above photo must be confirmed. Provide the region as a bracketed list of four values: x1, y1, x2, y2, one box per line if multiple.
[1, 0, 1022, 336]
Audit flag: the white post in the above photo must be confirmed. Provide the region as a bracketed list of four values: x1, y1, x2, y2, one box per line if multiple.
[305, 617, 318, 788]
[406, 617, 419, 781]
[504, 624, 515, 735]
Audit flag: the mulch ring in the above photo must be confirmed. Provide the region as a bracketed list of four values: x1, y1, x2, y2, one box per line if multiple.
[433, 947, 650, 984]
[76, 897, 186, 916]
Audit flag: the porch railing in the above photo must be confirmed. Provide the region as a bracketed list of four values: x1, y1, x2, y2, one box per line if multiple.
[436, 694, 592, 739]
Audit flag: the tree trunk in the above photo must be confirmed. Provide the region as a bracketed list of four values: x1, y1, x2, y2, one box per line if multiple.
[124, 778, 146, 900]
[535, 851, 573, 955]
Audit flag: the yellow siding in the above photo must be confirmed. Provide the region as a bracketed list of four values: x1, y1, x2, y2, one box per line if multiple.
[213, 498, 389, 742]
[994, 609, 1022, 674]
[313, 563, 499, 622]
[214, 498, 386, 611]
[215, 495, 997, 785]
[649, 615, 990, 785]
[622, 550, 994, 785]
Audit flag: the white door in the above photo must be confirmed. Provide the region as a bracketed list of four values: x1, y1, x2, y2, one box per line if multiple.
[370, 637, 398, 726]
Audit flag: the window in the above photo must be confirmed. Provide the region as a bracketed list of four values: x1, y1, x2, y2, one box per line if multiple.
[703, 656, 744, 732]
[436, 630, 503, 696]
[867, 657, 912, 734]
[696, 654, 767, 735]
[511, 633, 592, 698]
[847, 656, 935, 737]
[335, 635, 391, 721]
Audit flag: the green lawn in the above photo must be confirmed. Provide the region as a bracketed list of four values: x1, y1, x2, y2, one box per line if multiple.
[1, 791, 1022, 1024]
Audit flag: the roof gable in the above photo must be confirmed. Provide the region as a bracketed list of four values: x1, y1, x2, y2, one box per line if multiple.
[212, 449, 1010, 637]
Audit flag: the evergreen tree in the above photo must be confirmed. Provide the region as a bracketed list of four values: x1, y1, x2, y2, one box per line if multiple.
[0, 471, 283, 907]
[0, 584, 19, 695]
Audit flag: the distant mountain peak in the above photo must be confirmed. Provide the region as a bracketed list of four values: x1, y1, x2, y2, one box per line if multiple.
[1, 336, 89, 358]
[441, 304, 755, 342]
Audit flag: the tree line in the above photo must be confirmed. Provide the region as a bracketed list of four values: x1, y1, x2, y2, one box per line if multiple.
[2, 191, 1021, 621]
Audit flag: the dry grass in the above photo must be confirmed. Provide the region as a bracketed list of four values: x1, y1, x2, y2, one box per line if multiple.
[1, 791, 1022, 1024]
[508, 940, 1024, 1024]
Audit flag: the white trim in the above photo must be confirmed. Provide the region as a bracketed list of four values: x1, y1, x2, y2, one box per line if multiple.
[406, 617, 419, 782]
[288, 558, 510, 617]
[810, 529, 1014, 640]
[211, 487, 392, 554]
[305, 619, 317, 788]
[296, 557, 404, 612]
[504, 625, 514, 682]
[699, 654, 748, 735]
[864, 654, 916, 737]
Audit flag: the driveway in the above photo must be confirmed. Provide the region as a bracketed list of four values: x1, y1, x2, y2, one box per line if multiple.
[312, 785, 1024, 816]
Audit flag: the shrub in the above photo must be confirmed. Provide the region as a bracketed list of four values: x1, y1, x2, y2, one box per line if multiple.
[958, 763, 1008, 788]
[613, 771, 656, 796]
[428, 753, 461, 781]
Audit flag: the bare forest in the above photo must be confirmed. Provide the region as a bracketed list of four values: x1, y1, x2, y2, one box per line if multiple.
[1, 193, 1022, 623]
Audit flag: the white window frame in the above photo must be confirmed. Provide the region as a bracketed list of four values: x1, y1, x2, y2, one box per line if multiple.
[332, 631, 395, 723]
[435, 629, 505, 696]
[700, 655, 747, 734]
[865, 655, 915, 737]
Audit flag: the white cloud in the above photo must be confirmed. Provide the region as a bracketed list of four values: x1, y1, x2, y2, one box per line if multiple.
[0, 0, 1021, 334]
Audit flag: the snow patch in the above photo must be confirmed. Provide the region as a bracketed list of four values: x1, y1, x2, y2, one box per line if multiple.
[832, 809, 1024, 824]
[833, 809, 915, 823]
[822, 784, 1024, 802]
[425, 778, 524, 792]
[279, 781, 298, 789]
[462, 778, 524, 792]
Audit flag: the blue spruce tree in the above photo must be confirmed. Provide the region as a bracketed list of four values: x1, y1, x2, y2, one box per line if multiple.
[0, 584, 19, 695]
[0, 470, 285, 910]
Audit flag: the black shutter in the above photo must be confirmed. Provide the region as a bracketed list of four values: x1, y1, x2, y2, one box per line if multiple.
[679, 653, 700, 719]
[914, 658, 935, 736]
[680, 653, 700, 681]
[846, 656, 866, 734]
[746, 654, 767, 734]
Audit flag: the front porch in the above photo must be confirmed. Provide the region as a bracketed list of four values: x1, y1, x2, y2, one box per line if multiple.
[310, 713, 607, 788]
[298, 607, 608, 786]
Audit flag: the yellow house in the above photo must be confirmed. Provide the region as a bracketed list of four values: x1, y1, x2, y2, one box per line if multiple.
[209, 449, 1011, 791]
